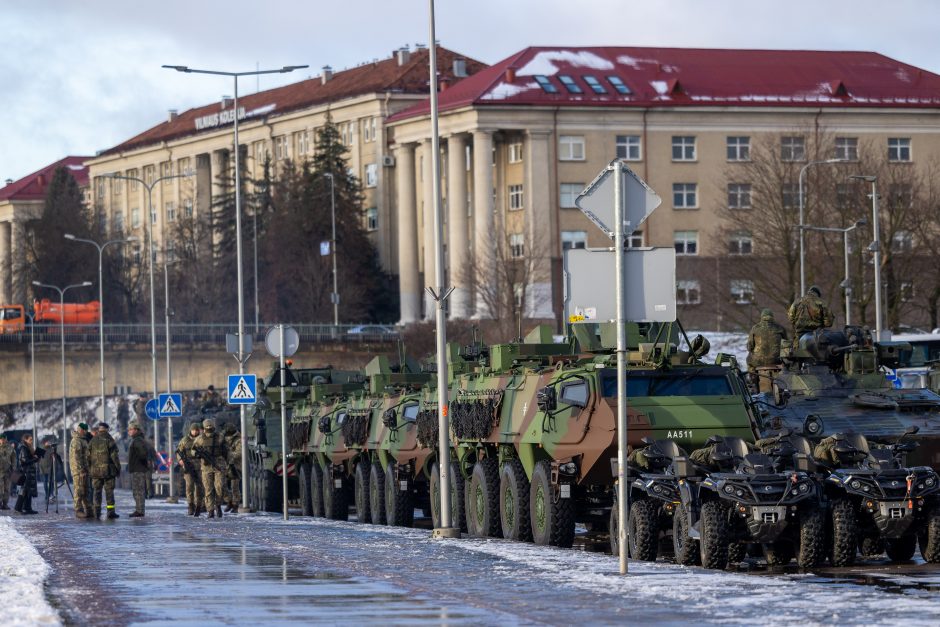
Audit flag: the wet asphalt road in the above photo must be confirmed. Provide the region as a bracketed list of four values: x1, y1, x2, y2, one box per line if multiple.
[8, 489, 940, 625]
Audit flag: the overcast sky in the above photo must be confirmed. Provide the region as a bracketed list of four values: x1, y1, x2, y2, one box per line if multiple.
[3, 0, 939, 182]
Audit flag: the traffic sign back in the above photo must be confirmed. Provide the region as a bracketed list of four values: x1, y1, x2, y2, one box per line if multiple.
[158, 393, 183, 418]
[575, 160, 662, 239]
[228, 374, 257, 405]
[145, 398, 159, 421]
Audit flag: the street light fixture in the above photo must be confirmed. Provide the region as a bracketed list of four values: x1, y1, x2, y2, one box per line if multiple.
[798, 158, 847, 295]
[164, 62, 309, 513]
[799, 220, 866, 325]
[32, 279, 92, 479]
[324, 172, 339, 326]
[849, 175, 883, 340]
[64, 233, 137, 423]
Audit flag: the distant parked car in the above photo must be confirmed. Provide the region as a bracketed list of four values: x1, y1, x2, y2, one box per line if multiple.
[346, 325, 397, 337]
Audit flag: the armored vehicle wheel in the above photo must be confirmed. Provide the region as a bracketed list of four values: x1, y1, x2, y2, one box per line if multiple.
[466, 458, 501, 538]
[369, 462, 386, 525]
[830, 498, 858, 567]
[298, 461, 314, 517]
[859, 534, 884, 558]
[309, 463, 325, 518]
[797, 507, 825, 568]
[763, 541, 794, 566]
[727, 542, 748, 565]
[920, 504, 940, 563]
[323, 467, 348, 521]
[499, 459, 532, 542]
[885, 534, 917, 562]
[261, 469, 281, 513]
[672, 503, 700, 566]
[385, 462, 414, 527]
[430, 462, 467, 532]
[529, 461, 574, 548]
[699, 501, 730, 569]
[247, 461, 258, 510]
[354, 461, 371, 523]
[628, 499, 659, 561]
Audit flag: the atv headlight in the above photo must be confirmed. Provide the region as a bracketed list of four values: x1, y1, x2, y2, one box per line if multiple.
[724, 485, 734, 494]
[926, 477, 936, 487]
[850, 480, 861, 489]
[798, 483, 809, 493]
[735, 489, 745, 497]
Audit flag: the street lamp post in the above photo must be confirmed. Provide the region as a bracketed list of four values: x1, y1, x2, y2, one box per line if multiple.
[800, 220, 866, 325]
[163, 257, 179, 502]
[164, 62, 308, 513]
[64, 234, 137, 424]
[850, 175, 883, 340]
[32, 279, 92, 479]
[325, 172, 339, 326]
[26, 312, 36, 443]
[798, 158, 846, 296]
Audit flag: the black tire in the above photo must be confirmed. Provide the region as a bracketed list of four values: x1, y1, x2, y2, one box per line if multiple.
[859, 534, 884, 558]
[764, 541, 794, 566]
[499, 460, 532, 542]
[609, 500, 621, 556]
[247, 459, 258, 510]
[628, 499, 659, 562]
[920, 504, 940, 563]
[885, 534, 917, 562]
[369, 462, 386, 525]
[262, 469, 281, 513]
[466, 458, 501, 538]
[529, 461, 574, 548]
[354, 461, 371, 524]
[309, 463, 324, 518]
[798, 506, 826, 568]
[298, 461, 314, 517]
[830, 498, 858, 567]
[322, 466, 348, 521]
[727, 541, 748, 565]
[385, 462, 414, 527]
[429, 462, 467, 532]
[672, 503, 700, 566]
[699, 500, 730, 569]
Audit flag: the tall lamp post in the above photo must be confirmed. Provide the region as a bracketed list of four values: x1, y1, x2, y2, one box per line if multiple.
[849, 175, 883, 340]
[325, 172, 339, 326]
[25, 312, 36, 443]
[163, 256, 179, 502]
[164, 62, 308, 513]
[800, 220, 866, 325]
[32, 279, 92, 478]
[798, 158, 845, 295]
[64, 234, 137, 423]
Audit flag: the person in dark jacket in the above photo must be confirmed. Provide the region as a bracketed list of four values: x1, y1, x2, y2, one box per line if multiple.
[89, 423, 121, 520]
[14, 434, 39, 514]
[127, 421, 154, 517]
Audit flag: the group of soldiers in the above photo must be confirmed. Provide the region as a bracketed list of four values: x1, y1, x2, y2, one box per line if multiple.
[176, 418, 242, 518]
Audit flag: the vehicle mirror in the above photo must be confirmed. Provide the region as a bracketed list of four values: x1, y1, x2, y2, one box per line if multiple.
[536, 386, 557, 412]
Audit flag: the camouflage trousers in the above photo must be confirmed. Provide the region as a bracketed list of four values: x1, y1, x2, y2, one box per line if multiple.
[0, 472, 10, 507]
[224, 473, 241, 506]
[72, 472, 91, 514]
[183, 467, 204, 509]
[91, 477, 116, 516]
[201, 465, 225, 511]
[131, 472, 150, 514]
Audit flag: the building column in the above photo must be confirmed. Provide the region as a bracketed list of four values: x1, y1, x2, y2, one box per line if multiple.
[395, 143, 421, 324]
[0, 221, 10, 304]
[195, 153, 212, 218]
[10, 220, 25, 305]
[525, 130, 555, 319]
[472, 129, 495, 318]
[421, 139, 435, 319]
[447, 134, 470, 318]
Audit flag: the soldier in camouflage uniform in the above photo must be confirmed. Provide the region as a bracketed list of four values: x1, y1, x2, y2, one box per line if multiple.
[0, 434, 15, 509]
[747, 309, 788, 369]
[787, 286, 834, 336]
[202, 385, 222, 412]
[192, 418, 228, 518]
[68, 423, 92, 518]
[89, 423, 121, 519]
[223, 423, 242, 512]
[177, 422, 205, 516]
[127, 421, 153, 517]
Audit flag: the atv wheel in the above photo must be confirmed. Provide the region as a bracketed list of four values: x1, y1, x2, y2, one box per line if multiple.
[354, 461, 371, 523]
[920, 504, 940, 563]
[699, 501, 730, 569]
[628, 499, 659, 562]
[385, 462, 414, 527]
[763, 541, 794, 566]
[298, 460, 314, 516]
[672, 503, 700, 566]
[885, 534, 917, 562]
[322, 467, 348, 521]
[830, 498, 858, 567]
[609, 501, 621, 556]
[797, 506, 825, 568]
[466, 458, 501, 538]
[499, 459, 532, 541]
[309, 463, 324, 517]
[727, 542, 748, 565]
[369, 462, 386, 525]
[530, 461, 575, 548]
[429, 462, 467, 532]
[859, 534, 885, 558]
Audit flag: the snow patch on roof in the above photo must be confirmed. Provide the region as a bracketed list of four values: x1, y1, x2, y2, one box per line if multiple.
[67, 164, 85, 171]
[895, 67, 912, 82]
[482, 81, 534, 100]
[518, 50, 615, 77]
[246, 103, 277, 117]
[650, 80, 669, 95]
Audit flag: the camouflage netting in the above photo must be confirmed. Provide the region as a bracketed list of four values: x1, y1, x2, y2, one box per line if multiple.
[287, 420, 312, 451]
[451, 393, 503, 441]
[341, 411, 371, 446]
[416, 407, 439, 449]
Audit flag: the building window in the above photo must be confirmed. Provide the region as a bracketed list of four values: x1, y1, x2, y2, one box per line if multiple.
[165, 241, 176, 263]
[133, 246, 142, 265]
[900, 281, 915, 302]
[165, 201, 176, 223]
[674, 230, 698, 255]
[508, 142, 524, 164]
[534, 75, 558, 93]
[557, 75, 582, 94]
[727, 136, 750, 161]
[672, 183, 698, 209]
[582, 75, 607, 94]
[892, 230, 914, 253]
[275, 136, 289, 160]
[113, 178, 122, 196]
[162, 161, 173, 182]
[627, 230, 643, 248]
[607, 76, 631, 94]
[131, 207, 140, 228]
[96, 178, 106, 199]
[112, 212, 124, 232]
[672, 136, 696, 161]
[127, 169, 139, 191]
[509, 233, 525, 258]
[729, 231, 753, 255]
[616, 135, 641, 161]
[782, 183, 799, 209]
[676, 280, 701, 305]
[254, 141, 268, 164]
[183, 198, 193, 218]
[151, 207, 158, 224]
[781, 136, 806, 162]
[509, 184, 524, 210]
[561, 230, 587, 250]
[365, 163, 378, 188]
[728, 183, 752, 209]
[294, 131, 309, 156]
[730, 279, 755, 304]
[362, 119, 372, 143]
[836, 183, 851, 208]
[366, 207, 378, 231]
[559, 183, 583, 208]
[835, 137, 858, 161]
[144, 165, 155, 186]
[558, 135, 585, 161]
[888, 138, 912, 162]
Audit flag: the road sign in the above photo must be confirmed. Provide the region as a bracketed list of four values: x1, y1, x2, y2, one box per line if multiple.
[158, 393, 183, 418]
[228, 374, 257, 405]
[265, 325, 300, 358]
[145, 398, 159, 421]
[225, 333, 253, 355]
[575, 160, 662, 239]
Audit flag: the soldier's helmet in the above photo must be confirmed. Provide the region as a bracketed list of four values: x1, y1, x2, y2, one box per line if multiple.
[808, 285, 822, 297]
[128, 420, 141, 431]
[760, 308, 774, 320]
[189, 421, 202, 432]
[223, 423, 237, 436]
[202, 418, 216, 431]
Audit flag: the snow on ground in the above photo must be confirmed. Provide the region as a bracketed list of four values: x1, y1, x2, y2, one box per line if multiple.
[0, 517, 61, 626]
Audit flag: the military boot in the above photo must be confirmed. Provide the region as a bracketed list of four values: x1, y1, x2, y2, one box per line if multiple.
[106, 509, 119, 520]
[225, 502, 235, 513]
[216, 504, 223, 518]
[13, 494, 23, 513]
[207, 509, 216, 519]
[187, 503, 195, 516]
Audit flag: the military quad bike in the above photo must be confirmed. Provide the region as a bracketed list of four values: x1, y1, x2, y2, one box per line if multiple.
[821, 428, 940, 566]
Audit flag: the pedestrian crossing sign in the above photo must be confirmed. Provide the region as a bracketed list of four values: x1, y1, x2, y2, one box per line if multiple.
[158, 393, 183, 417]
[228, 374, 257, 405]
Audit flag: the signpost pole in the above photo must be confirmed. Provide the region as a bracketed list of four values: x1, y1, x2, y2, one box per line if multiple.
[279, 324, 288, 521]
[613, 161, 629, 575]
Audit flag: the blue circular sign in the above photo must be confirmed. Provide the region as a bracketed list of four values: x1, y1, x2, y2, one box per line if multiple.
[145, 398, 160, 420]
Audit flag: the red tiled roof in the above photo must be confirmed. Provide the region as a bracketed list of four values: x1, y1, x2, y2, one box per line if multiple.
[0, 156, 90, 202]
[388, 46, 940, 122]
[100, 47, 486, 156]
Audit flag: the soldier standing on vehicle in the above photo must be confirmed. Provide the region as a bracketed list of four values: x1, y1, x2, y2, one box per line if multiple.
[177, 422, 204, 516]
[192, 418, 228, 518]
[223, 423, 241, 512]
[0, 434, 15, 510]
[89, 423, 121, 519]
[127, 421, 153, 518]
[69, 423, 92, 518]
[787, 286, 834, 336]
[747, 309, 788, 392]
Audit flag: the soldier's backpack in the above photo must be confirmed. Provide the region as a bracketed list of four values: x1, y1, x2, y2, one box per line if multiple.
[89, 436, 113, 478]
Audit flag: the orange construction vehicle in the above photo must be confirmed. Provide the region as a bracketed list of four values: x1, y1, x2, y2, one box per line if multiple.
[0, 300, 101, 333]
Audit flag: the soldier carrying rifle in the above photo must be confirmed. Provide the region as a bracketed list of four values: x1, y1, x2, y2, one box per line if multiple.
[177, 421, 205, 516]
[191, 418, 228, 519]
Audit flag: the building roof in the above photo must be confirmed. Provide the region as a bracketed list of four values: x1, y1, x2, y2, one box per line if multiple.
[388, 46, 940, 121]
[0, 156, 90, 203]
[100, 47, 486, 157]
